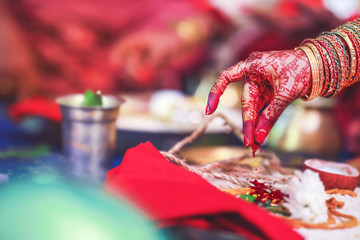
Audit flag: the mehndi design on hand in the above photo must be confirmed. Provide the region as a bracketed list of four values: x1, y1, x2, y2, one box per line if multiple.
[206, 50, 311, 154]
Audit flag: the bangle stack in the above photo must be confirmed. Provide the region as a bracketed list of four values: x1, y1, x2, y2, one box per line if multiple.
[295, 18, 360, 100]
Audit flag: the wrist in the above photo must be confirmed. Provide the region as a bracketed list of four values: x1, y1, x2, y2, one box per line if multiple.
[294, 47, 319, 101]
[295, 17, 360, 100]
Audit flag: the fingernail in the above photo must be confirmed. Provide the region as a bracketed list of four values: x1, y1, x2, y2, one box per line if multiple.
[205, 105, 211, 115]
[205, 92, 219, 115]
[255, 130, 267, 144]
[244, 136, 250, 148]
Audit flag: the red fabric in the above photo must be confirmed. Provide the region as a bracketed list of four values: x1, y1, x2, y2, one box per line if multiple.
[103, 142, 303, 240]
[276, 0, 323, 17]
[8, 0, 218, 96]
[9, 96, 61, 122]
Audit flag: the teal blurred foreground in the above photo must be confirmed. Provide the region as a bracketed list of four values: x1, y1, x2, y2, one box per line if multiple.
[0, 175, 166, 240]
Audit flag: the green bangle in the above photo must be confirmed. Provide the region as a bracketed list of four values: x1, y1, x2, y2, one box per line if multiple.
[319, 32, 349, 95]
[318, 35, 342, 97]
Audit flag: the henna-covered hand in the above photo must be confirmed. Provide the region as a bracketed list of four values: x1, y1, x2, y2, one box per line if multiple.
[205, 50, 311, 153]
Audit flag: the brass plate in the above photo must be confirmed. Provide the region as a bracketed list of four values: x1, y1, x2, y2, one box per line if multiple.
[180, 146, 262, 167]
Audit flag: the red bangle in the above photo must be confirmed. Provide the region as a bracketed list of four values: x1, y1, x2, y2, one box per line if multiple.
[320, 33, 349, 95]
[333, 30, 357, 87]
[317, 36, 341, 97]
[337, 27, 359, 86]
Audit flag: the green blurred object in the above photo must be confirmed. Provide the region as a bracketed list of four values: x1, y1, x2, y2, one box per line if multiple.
[0, 144, 49, 159]
[0, 176, 166, 240]
[263, 206, 290, 217]
[82, 90, 103, 107]
[239, 194, 256, 202]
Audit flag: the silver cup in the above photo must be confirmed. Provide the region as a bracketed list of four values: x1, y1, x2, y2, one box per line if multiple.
[57, 94, 123, 184]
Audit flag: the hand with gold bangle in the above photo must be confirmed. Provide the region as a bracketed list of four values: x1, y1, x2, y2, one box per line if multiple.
[206, 49, 311, 153]
[205, 17, 360, 153]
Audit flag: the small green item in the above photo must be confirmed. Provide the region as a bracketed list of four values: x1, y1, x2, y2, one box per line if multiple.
[263, 206, 291, 216]
[239, 194, 256, 202]
[0, 145, 50, 159]
[82, 90, 103, 107]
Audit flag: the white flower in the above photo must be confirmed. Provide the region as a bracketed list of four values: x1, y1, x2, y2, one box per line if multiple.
[282, 170, 328, 224]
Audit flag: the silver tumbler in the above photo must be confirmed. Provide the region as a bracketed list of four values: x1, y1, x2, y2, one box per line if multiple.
[57, 94, 122, 184]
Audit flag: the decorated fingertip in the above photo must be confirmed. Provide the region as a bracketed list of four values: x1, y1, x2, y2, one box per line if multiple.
[205, 92, 219, 115]
[251, 143, 260, 157]
[255, 130, 267, 144]
[205, 106, 212, 115]
[242, 120, 254, 148]
[244, 136, 250, 148]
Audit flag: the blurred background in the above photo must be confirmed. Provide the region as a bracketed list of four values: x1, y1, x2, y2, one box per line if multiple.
[0, 0, 360, 183]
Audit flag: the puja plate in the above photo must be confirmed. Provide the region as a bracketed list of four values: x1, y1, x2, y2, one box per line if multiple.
[179, 146, 261, 166]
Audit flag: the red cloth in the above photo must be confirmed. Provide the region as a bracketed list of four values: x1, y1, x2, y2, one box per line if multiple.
[9, 96, 61, 122]
[103, 142, 303, 240]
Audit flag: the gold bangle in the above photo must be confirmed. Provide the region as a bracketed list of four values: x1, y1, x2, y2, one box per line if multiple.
[303, 42, 325, 97]
[295, 46, 321, 101]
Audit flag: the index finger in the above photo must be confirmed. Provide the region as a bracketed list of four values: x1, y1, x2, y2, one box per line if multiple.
[205, 61, 247, 115]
